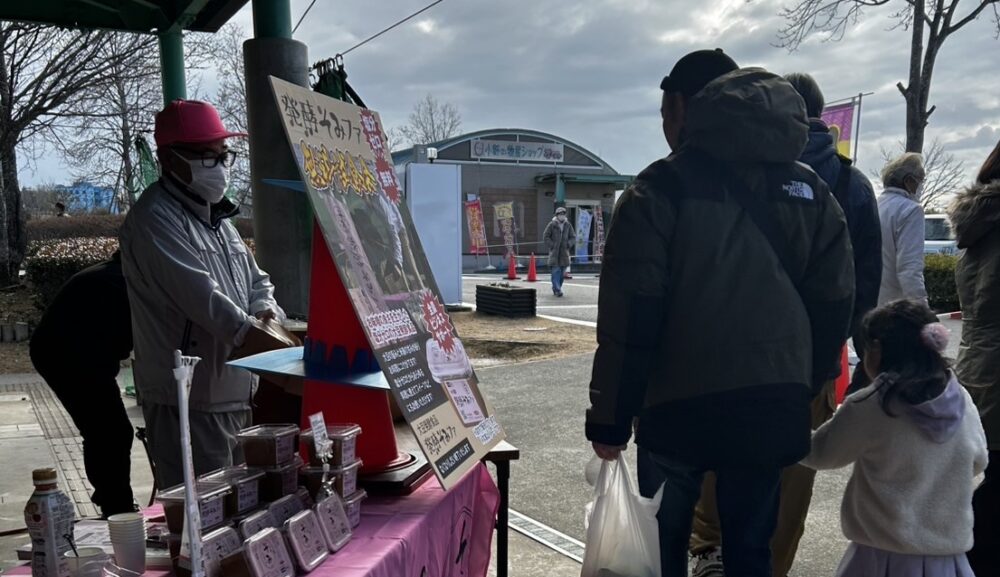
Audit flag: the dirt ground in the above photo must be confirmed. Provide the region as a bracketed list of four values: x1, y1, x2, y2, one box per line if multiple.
[0, 285, 594, 375]
[450, 310, 596, 366]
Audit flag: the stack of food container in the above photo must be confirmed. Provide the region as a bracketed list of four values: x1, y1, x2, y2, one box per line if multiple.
[299, 424, 366, 528]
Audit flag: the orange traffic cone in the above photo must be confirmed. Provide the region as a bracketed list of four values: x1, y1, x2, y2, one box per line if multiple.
[526, 254, 538, 282]
[506, 254, 520, 280]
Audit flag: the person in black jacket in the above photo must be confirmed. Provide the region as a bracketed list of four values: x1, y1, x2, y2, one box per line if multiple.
[30, 252, 136, 518]
[586, 50, 854, 577]
[785, 72, 882, 398]
[688, 72, 881, 577]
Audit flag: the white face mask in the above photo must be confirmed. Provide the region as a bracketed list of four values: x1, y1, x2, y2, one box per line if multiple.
[557, 214, 567, 223]
[173, 151, 229, 204]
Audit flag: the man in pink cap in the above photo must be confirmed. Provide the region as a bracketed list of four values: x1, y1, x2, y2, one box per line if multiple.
[120, 100, 285, 488]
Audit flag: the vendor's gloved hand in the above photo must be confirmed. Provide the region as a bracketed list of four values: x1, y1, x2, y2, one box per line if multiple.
[255, 309, 277, 322]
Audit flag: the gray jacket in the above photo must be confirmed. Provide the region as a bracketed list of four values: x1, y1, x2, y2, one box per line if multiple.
[120, 179, 282, 412]
[543, 218, 575, 267]
[878, 187, 927, 305]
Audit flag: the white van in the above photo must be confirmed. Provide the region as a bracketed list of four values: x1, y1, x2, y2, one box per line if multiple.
[925, 214, 958, 255]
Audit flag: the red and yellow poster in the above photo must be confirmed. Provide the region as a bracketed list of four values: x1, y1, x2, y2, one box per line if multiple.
[270, 77, 504, 489]
[821, 101, 856, 157]
[464, 200, 488, 255]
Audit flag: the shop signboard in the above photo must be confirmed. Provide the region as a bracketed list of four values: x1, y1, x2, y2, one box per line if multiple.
[470, 139, 564, 163]
[270, 77, 504, 489]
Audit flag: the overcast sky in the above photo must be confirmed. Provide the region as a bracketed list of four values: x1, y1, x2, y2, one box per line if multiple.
[20, 0, 1000, 193]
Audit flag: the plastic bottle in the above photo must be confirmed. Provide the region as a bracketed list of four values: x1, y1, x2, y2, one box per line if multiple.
[24, 468, 76, 577]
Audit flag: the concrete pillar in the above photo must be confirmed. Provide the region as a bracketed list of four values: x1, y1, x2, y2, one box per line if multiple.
[158, 30, 187, 105]
[244, 38, 312, 317]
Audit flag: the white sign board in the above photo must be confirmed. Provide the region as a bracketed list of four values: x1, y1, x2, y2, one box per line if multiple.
[405, 163, 463, 305]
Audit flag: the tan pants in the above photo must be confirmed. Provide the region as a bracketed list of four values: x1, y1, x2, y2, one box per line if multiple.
[690, 381, 836, 577]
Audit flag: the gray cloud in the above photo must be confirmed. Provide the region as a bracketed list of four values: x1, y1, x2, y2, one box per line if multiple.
[21, 0, 1000, 188]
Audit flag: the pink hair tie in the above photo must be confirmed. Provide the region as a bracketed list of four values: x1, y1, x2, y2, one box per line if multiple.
[920, 323, 950, 353]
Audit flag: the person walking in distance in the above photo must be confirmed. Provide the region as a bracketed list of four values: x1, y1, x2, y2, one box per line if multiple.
[586, 49, 854, 577]
[543, 206, 575, 297]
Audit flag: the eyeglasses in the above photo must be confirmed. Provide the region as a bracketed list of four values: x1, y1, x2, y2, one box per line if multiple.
[174, 148, 238, 168]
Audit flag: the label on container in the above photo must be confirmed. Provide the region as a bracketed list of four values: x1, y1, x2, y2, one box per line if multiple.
[308, 413, 331, 462]
[341, 471, 357, 497]
[200, 495, 225, 529]
[316, 495, 352, 552]
[275, 434, 295, 464]
[245, 529, 295, 577]
[286, 511, 328, 571]
[340, 437, 357, 464]
[25, 490, 75, 577]
[237, 480, 259, 513]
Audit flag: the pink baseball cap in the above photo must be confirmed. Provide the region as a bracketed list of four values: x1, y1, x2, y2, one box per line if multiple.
[154, 99, 247, 148]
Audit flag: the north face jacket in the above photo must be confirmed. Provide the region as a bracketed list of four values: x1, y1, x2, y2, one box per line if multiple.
[586, 68, 854, 467]
[120, 178, 282, 412]
[949, 179, 1000, 449]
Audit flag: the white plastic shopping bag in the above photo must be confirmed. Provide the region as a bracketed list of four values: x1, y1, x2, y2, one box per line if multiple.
[581, 454, 662, 577]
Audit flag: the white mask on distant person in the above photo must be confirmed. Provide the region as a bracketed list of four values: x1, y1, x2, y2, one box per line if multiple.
[557, 215, 567, 223]
[173, 151, 229, 204]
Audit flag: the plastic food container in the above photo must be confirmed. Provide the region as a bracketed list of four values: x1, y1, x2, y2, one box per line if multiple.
[300, 460, 362, 500]
[156, 481, 232, 534]
[315, 493, 352, 552]
[300, 424, 362, 466]
[243, 527, 295, 577]
[199, 466, 266, 517]
[238, 425, 300, 467]
[259, 456, 302, 502]
[343, 489, 367, 529]
[268, 493, 304, 526]
[202, 526, 242, 577]
[239, 510, 277, 540]
[284, 510, 329, 571]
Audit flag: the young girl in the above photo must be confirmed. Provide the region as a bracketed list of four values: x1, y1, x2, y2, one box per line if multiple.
[802, 299, 989, 577]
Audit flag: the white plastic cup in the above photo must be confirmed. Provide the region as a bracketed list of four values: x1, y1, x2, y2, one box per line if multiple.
[110, 536, 146, 574]
[64, 547, 109, 577]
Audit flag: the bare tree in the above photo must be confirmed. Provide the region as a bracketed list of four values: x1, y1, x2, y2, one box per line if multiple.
[395, 94, 462, 147]
[0, 23, 152, 284]
[876, 138, 967, 210]
[776, 0, 1000, 154]
[210, 24, 253, 213]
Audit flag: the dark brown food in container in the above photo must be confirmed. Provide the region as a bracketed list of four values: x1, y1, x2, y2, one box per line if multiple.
[300, 424, 362, 466]
[259, 456, 303, 502]
[237, 424, 300, 467]
[198, 466, 266, 517]
[299, 459, 361, 500]
[156, 481, 232, 534]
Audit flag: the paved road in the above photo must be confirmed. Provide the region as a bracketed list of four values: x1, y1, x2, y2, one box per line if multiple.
[465, 274, 965, 576]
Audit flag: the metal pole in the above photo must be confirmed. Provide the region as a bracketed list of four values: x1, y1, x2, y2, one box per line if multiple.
[158, 29, 187, 105]
[853, 92, 865, 164]
[555, 173, 565, 204]
[252, 0, 293, 39]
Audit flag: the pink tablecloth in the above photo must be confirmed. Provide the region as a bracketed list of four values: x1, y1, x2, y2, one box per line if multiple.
[7, 463, 500, 577]
[314, 462, 500, 577]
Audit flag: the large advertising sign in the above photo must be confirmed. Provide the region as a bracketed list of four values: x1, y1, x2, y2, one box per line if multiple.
[470, 139, 564, 163]
[270, 77, 504, 489]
